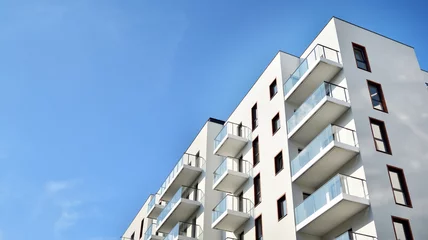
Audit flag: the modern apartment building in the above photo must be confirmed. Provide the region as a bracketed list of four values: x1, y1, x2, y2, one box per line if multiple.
[121, 17, 428, 240]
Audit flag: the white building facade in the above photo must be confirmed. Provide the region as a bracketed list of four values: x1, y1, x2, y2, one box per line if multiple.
[122, 17, 428, 240]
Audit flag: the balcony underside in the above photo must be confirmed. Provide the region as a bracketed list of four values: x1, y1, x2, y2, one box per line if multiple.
[157, 199, 201, 233]
[213, 170, 249, 193]
[288, 98, 350, 145]
[212, 210, 251, 232]
[285, 58, 343, 105]
[160, 166, 203, 201]
[146, 235, 163, 240]
[296, 194, 369, 236]
[292, 142, 359, 189]
[176, 236, 197, 240]
[214, 134, 248, 157]
[147, 204, 164, 219]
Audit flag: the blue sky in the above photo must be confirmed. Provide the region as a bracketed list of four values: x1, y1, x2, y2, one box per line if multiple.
[0, 0, 426, 239]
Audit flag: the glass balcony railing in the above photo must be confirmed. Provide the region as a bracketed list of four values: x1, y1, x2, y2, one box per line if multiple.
[213, 157, 252, 184]
[287, 82, 349, 133]
[148, 194, 157, 212]
[212, 194, 253, 223]
[158, 154, 205, 198]
[336, 231, 377, 240]
[291, 125, 358, 176]
[283, 44, 341, 96]
[157, 186, 204, 225]
[295, 174, 368, 225]
[214, 122, 251, 150]
[144, 223, 159, 240]
[164, 222, 203, 240]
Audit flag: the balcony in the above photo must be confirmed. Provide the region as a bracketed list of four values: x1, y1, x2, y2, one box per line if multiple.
[147, 194, 165, 219]
[283, 44, 342, 105]
[214, 122, 251, 157]
[287, 82, 350, 145]
[213, 157, 252, 193]
[157, 186, 203, 233]
[158, 153, 204, 201]
[144, 223, 163, 240]
[164, 222, 203, 240]
[295, 174, 370, 235]
[291, 125, 359, 189]
[212, 194, 253, 232]
[336, 231, 377, 240]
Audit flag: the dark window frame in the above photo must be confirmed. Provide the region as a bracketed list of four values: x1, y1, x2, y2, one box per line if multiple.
[255, 214, 263, 240]
[269, 78, 278, 99]
[251, 103, 258, 131]
[254, 174, 261, 206]
[252, 137, 260, 166]
[392, 216, 414, 240]
[369, 117, 392, 155]
[271, 113, 281, 135]
[274, 151, 283, 175]
[367, 80, 388, 113]
[139, 219, 144, 239]
[387, 165, 412, 208]
[130, 232, 135, 240]
[276, 194, 287, 221]
[352, 42, 371, 72]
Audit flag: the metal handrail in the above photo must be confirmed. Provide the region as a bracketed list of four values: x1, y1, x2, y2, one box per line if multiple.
[213, 157, 253, 181]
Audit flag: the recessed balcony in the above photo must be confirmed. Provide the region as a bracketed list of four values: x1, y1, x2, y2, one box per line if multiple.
[213, 157, 252, 193]
[214, 122, 251, 157]
[147, 194, 165, 219]
[335, 231, 377, 240]
[157, 187, 203, 234]
[158, 153, 204, 201]
[287, 82, 351, 145]
[212, 194, 252, 232]
[144, 223, 164, 240]
[283, 44, 343, 105]
[164, 222, 203, 240]
[295, 174, 370, 236]
[291, 125, 359, 189]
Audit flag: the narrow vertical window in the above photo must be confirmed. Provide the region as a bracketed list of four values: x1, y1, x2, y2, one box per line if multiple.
[277, 195, 287, 220]
[252, 137, 260, 166]
[369, 118, 392, 154]
[352, 43, 371, 72]
[238, 232, 244, 240]
[269, 79, 278, 99]
[139, 219, 144, 239]
[271, 113, 280, 134]
[254, 174, 261, 205]
[387, 166, 412, 207]
[392, 216, 414, 240]
[251, 103, 258, 130]
[255, 215, 263, 240]
[367, 80, 388, 112]
[274, 151, 283, 174]
[130, 233, 135, 240]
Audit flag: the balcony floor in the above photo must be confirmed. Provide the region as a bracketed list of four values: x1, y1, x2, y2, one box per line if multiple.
[160, 165, 203, 201]
[157, 199, 201, 233]
[147, 204, 164, 219]
[213, 170, 249, 193]
[214, 134, 248, 157]
[212, 210, 251, 232]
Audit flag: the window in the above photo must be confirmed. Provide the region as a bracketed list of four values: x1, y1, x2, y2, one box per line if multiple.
[269, 79, 278, 99]
[251, 103, 258, 130]
[387, 166, 412, 207]
[277, 195, 287, 220]
[353, 43, 371, 72]
[392, 216, 414, 240]
[274, 151, 283, 174]
[271, 113, 280, 134]
[255, 215, 263, 240]
[369, 118, 392, 154]
[303, 192, 311, 200]
[139, 219, 144, 239]
[130, 233, 135, 240]
[254, 174, 261, 206]
[253, 137, 260, 166]
[367, 80, 388, 112]
[238, 232, 244, 240]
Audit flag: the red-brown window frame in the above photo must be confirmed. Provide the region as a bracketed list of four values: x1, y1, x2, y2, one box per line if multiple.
[255, 214, 263, 240]
[269, 78, 278, 99]
[271, 113, 281, 135]
[274, 150, 283, 175]
[276, 194, 287, 221]
[367, 80, 388, 113]
[352, 42, 372, 72]
[387, 165, 412, 208]
[369, 117, 392, 155]
[391, 216, 414, 240]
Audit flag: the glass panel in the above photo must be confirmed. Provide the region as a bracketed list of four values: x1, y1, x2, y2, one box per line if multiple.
[393, 222, 408, 240]
[335, 231, 377, 240]
[394, 190, 407, 205]
[389, 171, 402, 189]
[375, 139, 386, 152]
[369, 85, 381, 101]
[213, 157, 252, 185]
[212, 195, 253, 223]
[373, 100, 384, 111]
[357, 61, 368, 70]
[354, 49, 364, 61]
[371, 124, 382, 139]
[214, 122, 251, 149]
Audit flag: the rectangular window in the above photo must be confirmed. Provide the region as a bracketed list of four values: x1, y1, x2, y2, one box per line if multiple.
[255, 215, 263, 240]
[353, 43, 371, 72]
[253, 137, 260, 166]
[254, 174, 261, 206]
[271, 113, 280, 134]
[274, 151, 283, 174]
[269, 79, 278, 99]
[277, 195, 287, 220]
[139, 219, 144, 239]
[130, 233, 135, 240]
[369, 118, 392, 154]
[367, 80, 388, 112]
[251, 103, 258, 130]
[387, 166, 412, 207]
[392, 216, 414, 240]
